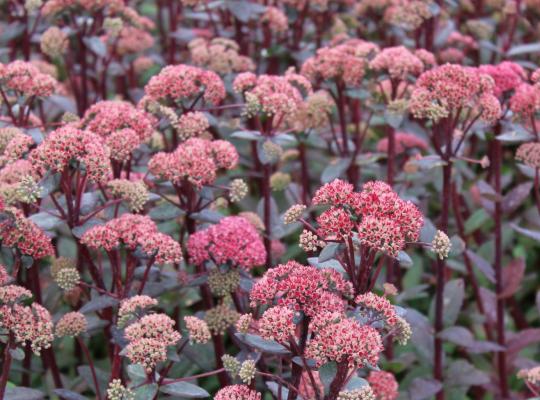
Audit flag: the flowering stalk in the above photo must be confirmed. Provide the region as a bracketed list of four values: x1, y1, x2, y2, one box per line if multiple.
[492, 139, 509, 398]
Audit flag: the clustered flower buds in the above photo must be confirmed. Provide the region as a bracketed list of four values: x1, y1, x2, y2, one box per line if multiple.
[184, 316, 212, 344]
[283, 204, 306, 224]
[56, 312, 87, 337]
[431, 230, 451, 260]
[107, 379, 135, 400]
[229, 179, 248, 203]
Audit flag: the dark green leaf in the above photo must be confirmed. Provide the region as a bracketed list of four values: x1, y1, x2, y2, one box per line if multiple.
[159, 381, 210, 398]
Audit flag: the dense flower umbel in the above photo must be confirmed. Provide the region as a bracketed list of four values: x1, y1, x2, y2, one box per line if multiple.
[118, 295, 158, 326]
[187, 216, 266, 269]
[80, 100, 155, 145]
[0, 300, 54, 355]
[258, 305, 296, 344]
[81, 213, 182, 264]
[478, 62, 525, 97]
[233, 72, 309, 128]
[124, 313, 181, 371]
[367, 370, 399, 400]
[510, 84, 540, 118]
[516, 142, 540, 168]
[409, 64, 501, 124]
[108, 179, 149, 212]
[0, 207, 54, 259]
[30, 126, 111, 182]
[144, 64, 225, 105]
[312, 179, 423, 257]
[214, 385, 262, 400]
[149, 138, 238, 188]
[184, 316, 212, 344]
[55, 311, 87, 337]
[0, 128, 34, 166]
[0, 60, 57, 97]
[356, 292, 398, 326]
[250, 261, 352, 316]
[369, 46, 431, 80]
[306, 311, 384, 367]
[189, 37, 254, 74]
[301, 39, 379, 86]
[337, 386, 376, 400]
[107, 379, 135, 400]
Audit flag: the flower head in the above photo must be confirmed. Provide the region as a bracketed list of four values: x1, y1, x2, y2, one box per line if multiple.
[184, 316, 211, 344]
[301, 39, 379, 86]
[187, 216, 266, 269]
[259, 305, 296, 344]
[370, 46, 426, 80]
[40, 27, 68, 58]
[30, 126, 111, 182]
[410, 64, 502, 124]
[144, 64, 225, 105]
[431, 230, 451, 259]
[56, 311, 87, 337]
[368, 370, 399, 400]
[149, 138, 238, 188]
[0, 60, 57, 97]
[215, 385, 261, 400]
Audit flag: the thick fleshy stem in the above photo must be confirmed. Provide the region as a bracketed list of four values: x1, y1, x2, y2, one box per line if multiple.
[493, 139, 509, 398]
[325, 361, 349, 400]
[0, 334, 14, 399]
[434, 122, 453, 400]
[78, 337, 102, 400]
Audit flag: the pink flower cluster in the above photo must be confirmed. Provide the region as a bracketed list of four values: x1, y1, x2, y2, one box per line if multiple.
[250, 261, 353, 316]
[301, 39, 379, 86]
[478, 61, 525, 97]
[510, 84, 540, 118]
[189, 37, 255, 74]
[369, 46, 433, 80]
[312, 179, 423, 257]
[78, 100, 155, 163]
[306, 311, 383, 367]
[355, 292, 398, 326]
[81, 213, 182, 264]
[124, 313, 181, 372]
[410, 64, 502, 124]
[258, 305, 296, 344]
[80, 100, 155, 143]
[0, 266, 54, 355]
[368, 370, 399, 400]
[233, 71, 310, 125]
[30, 126, 111, 182]
[144, 64, 226, 105]
[0, 60, 57, 97]
[0, 208, 54, 259]
[149, 138, 238, 188]
[215, 385, 261, 400]
[41, 0, 125, 16]
[187, 216, 266, 269]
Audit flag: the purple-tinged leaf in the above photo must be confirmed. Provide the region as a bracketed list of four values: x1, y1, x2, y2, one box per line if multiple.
[507, 328, 540, 357]
[479, 287, 497, 324]
[443, 279, 465, 326]
[438, 326, 474, 347]
[465, 249, 495, 283]
[500, 258, 525, 299]
[511, 223, 540, 243]
[446, 360, 490, 387]
[408, 378, 442, 400]
[502, 182, 533, 214]
[466, 340, 505, 353]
